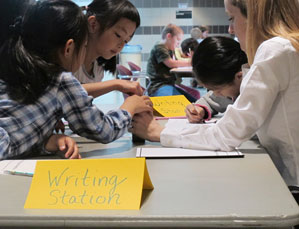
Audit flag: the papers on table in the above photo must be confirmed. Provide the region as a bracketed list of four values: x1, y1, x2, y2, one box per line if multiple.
[136, 147, 243, 158]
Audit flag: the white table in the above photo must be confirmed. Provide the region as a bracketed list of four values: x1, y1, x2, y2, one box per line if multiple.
[0, 133, 298, 228]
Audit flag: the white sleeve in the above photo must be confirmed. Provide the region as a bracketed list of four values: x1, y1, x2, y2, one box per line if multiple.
[161, 38, 288, 151]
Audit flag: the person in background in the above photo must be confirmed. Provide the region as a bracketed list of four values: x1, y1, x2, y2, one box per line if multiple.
[197, 25, 210, 43]
[0, 0, 152, 160]
[147, 23, 197, 102]
[190, 27, 202, 41]
[131, 0, 299, 195]
[0, 0, 80, 159]
[185, 36, 247, 123]
[175, 37, 198, 60]
[75, 0, 143, 98]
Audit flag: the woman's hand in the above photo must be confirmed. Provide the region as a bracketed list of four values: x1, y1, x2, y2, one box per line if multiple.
[185, 104, 206, 123]
[130, 112, 164, 142]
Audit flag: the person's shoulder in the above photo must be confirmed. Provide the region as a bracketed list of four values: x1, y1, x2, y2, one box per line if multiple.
[258, 37, 295, 53]
[255, 37, 295, 63]
[58, 72, 81, 87]
[154, 43, 168, 50]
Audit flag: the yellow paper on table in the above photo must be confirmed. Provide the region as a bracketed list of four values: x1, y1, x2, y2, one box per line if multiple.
[24, 158, 153, 210]
[150, 95, 191, 117]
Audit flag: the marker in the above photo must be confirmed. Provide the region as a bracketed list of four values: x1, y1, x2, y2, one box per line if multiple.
[4, 170, 34, 177]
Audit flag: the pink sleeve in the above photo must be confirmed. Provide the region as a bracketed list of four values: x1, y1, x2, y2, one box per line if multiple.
[194, 104, 212, 121]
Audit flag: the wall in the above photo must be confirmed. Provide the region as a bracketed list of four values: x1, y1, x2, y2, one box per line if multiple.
[73, 0, 231, 70]
[128, 0, 230, 70]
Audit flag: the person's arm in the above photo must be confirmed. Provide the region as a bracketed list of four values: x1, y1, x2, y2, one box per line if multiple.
[82, 79, 143, 98]
[58, 73, 152, 144]
[163, 57, 191, 68]
[133, 39, 288, 151]
[195, 90, 234, 116]
[155, 44, 190, 69]
[174, 48, 189, 60]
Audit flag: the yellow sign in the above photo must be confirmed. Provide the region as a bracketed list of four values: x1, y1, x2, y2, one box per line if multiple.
[24, 158, 153, 210]
[150, 95, 191, 117]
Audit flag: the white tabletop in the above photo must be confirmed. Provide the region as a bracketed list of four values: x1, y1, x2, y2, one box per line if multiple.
[0, 134, 298, 228]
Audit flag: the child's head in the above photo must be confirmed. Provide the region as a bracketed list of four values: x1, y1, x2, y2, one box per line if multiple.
[181, 38, 199, 57]
[199, 26, 210, 38]
[85, 0, 140, 60]
[22, 0, 88, 71]
[0, 0, 88, 104]
[161, 24, 184, 51]
[0, 0, 30, 44]
[192, 36, 247, 99]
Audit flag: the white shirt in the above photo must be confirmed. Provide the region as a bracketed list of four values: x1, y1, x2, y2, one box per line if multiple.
[74, 61, 104, 84]
[161, 37, 299, 186]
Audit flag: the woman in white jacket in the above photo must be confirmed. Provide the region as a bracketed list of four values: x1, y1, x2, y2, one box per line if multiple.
[131, 0, 299, 189]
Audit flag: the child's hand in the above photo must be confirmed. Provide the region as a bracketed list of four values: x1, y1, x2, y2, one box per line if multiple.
[45, 134, 81, 159]
[118, 80, 143, 96]
[120, 95, 153, 116]
[185, 104, 205, 123]
[130, 112, 163, 142]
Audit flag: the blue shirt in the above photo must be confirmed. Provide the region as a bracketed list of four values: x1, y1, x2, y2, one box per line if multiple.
[0, 72, 131, 159]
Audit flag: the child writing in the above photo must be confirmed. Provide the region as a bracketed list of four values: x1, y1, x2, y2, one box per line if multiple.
[0, 0, 80, 159]
[146, 24, 197, 102]
[131, 0, 299, 192]
[175, 37, 198, 60]
[0, 0, 152, 160]
[75, 0, 144, 98]
[185, 36, 247, 123]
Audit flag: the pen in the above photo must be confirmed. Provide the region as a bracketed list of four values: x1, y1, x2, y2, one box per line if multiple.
[4, 170, 34, 177]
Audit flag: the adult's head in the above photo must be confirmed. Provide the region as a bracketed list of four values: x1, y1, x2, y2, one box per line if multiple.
[246, 0, 299, 64]
[85, 0, 140, 60]
[0, 0, 88, 104]
[224, 0, 247, 51]
[192, 36, 247, 99]
[190, 27, 202, 40]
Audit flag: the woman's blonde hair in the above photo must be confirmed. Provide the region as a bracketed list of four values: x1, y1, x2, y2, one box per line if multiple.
[246, 0, 299, 64]
[230, 0, 247, 17]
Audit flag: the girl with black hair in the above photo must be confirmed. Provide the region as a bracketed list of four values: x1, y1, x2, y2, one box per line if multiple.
[0, 0, 80, 159]
[75, 0, 144, 98]
[0, 0, 152, 159]
[185, 36, 248, 123]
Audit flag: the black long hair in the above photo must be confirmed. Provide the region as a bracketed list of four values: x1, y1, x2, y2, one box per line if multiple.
[192, 36, 248, 86]
[86, 0, 140, 34]
[0, 0, 88, 104]
[0, 0, 31, 45]
[86, 0, 140, 74]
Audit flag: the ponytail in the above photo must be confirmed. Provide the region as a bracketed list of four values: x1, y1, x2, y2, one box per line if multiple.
[0, 15, 62, 104]
[0, 0, 88, 104]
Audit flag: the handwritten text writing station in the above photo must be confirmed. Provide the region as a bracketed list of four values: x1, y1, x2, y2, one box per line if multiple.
[24, 158, 153, 210]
